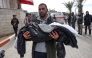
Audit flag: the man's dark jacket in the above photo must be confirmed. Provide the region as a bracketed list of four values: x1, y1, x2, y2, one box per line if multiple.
[17, 22, 78, 58]
[84, 14, 92, 26]
[11, 18, 19, 27]
[77, 15, 83, 24]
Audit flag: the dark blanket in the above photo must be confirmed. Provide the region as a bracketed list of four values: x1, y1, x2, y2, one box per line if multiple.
[17, 23, 78, 58]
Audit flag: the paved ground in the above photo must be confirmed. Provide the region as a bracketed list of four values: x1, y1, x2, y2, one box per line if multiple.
[0, 34, 13, 41]
[0, 26, 92, 58]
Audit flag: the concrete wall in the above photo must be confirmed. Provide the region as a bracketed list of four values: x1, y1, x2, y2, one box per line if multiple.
[2, 0, 10, 8]
[10, 0, 18, 9]
[0, 0, 18, 9]
[0, 0, 3, 8]
[0, 9, 26, 37]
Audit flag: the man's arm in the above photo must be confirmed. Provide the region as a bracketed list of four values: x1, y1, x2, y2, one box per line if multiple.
[17, 19, 19, 24]
[74, 15, 76, 22]
[91, 15, 92, 22]
[84, 16, 86, 25]
[11, 19, 13, 25]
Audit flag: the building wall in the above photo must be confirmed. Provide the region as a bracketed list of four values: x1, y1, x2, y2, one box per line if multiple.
[0, 9, 26, 37]
[2, 0, 10, 8]
[0, 0, 18, 9]
[10, 0, 18, 9]
[0, 0, 3, 8]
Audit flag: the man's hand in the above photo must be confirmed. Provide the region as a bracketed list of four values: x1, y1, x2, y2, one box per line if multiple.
[14, 23, 16, 25]
[23, 31, 31, 39]
[49, 31, 59, 40]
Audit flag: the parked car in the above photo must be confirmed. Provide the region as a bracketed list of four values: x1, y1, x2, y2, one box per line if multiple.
[51, 12, 65, 24]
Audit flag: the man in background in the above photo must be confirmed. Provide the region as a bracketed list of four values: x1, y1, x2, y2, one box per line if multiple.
[84, 11, 92, 35]
[11, 15, 19, 36]
[24, 13, 32, 25]
[71, 12, 76, 29]
[77, 12, 83, 35]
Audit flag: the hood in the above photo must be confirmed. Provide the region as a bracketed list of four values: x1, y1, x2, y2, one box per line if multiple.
[36, 15, 51, 21]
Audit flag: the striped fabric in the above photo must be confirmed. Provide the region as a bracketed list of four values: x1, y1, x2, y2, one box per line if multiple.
[20, 0, 34, 5]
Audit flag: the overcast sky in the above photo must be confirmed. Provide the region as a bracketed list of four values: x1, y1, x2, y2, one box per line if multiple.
[21, 0, 92, 14]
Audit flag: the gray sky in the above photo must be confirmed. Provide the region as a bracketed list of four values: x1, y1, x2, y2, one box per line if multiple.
[21, 0, 92, 14]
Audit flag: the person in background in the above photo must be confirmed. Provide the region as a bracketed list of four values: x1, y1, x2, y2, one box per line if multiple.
[31, 14, 36, 21]
[84, 11, 92, 35]
[68, 14, 71, 26]
[64, 15, 68, 24]
[24, 13, 32, 25]
[53, 14, 56, 22]
[77, 12, 83, 35]
[71, 12, 76, 29]
[11, 15, 19, 36]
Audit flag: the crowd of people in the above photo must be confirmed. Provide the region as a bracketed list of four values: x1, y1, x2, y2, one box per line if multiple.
[64, 11, 92, 35]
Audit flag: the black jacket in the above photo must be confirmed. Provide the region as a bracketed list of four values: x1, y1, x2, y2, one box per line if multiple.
[17, 23, 78, 58]
[71, 15, 76, 23]
[68, 15, 71, 22]
[11, 18, 19, 27]
[84, 14, 92, 25]
[77, 15, 83, 24]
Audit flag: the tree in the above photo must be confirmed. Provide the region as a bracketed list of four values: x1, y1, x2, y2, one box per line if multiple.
[75, 0, 87, 13]
[62, 1, 74, 14]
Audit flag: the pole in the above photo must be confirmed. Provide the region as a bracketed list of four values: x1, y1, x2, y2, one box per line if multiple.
[17, 0, 21, 9]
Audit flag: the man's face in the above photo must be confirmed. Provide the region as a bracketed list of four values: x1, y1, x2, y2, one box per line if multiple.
[13, 16, 16, 18]
[78, 12, 81, 15]
[38, 5, 48, 17]
[86, 11, 89, 15]
[28, 14, 31, 17]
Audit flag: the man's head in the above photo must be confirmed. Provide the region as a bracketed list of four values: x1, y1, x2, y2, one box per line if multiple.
[28, 13, 31, 17]
[71, 12, 74, 16]
[78, 12, 81, 15]
[53, 14, 55, 17]
[86, 11, 89, 15]
[13, 15, 16, 18]
[38, 3, 48, 17]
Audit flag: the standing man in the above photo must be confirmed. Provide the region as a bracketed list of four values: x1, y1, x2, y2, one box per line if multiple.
[64, 15, 68, 24]
[32, 14, 36, 21]
[71, 12, 76, 29]
[68, 14, 71, 26]
[23, 3, 59, 58]
[84, 11, 91, 35]
[77, 12, 83, 35]
[53, 14, 56, 22]
[11, 15, 19, 36]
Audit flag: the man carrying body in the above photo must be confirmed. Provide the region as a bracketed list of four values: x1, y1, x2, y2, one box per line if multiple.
[23, 3, 59, 58]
